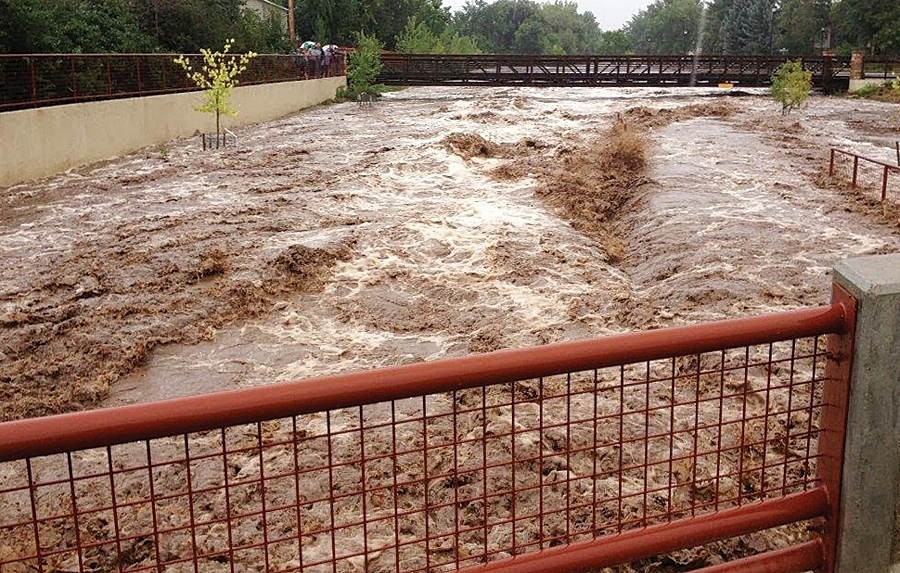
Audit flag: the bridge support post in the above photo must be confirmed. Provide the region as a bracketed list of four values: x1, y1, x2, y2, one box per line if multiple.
[849, 50, 870, 92]
[831, 254, 900, 573]
[850, 51, 865, 80]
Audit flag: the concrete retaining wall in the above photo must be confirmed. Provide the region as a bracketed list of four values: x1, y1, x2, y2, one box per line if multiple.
[0, 75, 345, 188]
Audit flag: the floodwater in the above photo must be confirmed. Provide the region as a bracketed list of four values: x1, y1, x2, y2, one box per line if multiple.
[112, 88, 900, 404]
[0, 87, 898, 414]
[2, 86, 900, 573]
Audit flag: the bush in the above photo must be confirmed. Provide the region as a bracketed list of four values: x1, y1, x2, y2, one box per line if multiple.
[770, 60, 812, 115]
[851, 82, 888, 97]
[336, 32, 385, 101]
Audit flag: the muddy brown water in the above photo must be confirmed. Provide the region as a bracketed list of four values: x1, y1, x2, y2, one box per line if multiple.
[65, 89, 898, 405]
[1, 87, 900, 572]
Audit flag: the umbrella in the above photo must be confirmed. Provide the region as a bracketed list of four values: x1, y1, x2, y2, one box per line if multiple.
[323, 44, 339, 52]
[300, 41, 316, 50]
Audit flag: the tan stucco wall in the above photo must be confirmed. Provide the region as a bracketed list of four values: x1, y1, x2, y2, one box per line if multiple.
[0, 75, 345, 188]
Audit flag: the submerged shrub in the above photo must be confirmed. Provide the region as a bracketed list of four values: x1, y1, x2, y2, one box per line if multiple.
[770, 60, 812, 115]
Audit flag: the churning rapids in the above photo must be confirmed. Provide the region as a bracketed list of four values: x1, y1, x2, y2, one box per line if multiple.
[0, 87, 898, 416]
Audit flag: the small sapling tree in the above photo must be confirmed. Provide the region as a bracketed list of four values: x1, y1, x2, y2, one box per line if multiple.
[174, 40, 257, 146]
[338, 32, 384, 101]
[770, 60, 812, 115]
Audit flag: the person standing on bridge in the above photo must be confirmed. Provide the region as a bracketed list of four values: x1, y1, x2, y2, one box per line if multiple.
[323, 45, 334, 75]
[310, 43, 323, 77]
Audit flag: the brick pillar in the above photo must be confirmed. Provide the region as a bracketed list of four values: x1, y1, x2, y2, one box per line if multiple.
[850, 50, 865, 81]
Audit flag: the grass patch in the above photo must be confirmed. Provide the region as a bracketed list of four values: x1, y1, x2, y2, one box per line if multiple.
[849, 81, 900, 103]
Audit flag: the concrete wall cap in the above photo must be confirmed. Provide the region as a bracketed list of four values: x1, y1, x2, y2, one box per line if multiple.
[835, 254, 900, 296]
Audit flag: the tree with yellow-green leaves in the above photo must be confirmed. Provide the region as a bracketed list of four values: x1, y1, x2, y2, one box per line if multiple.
[770, 60, 812, 115]
[174, 40, 257, 146]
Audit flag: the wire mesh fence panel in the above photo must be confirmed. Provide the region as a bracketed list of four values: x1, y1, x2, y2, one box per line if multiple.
[72, 56, 112, 100]
[31, 56, 76, 106]
[0, 56, 33, 108]
[0, 330, 833, 573]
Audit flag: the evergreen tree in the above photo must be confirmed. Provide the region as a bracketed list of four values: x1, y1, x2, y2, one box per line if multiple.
[832, 0, 900, 54]
[775, 0, 830, 54]
[722, 0, 775, 54]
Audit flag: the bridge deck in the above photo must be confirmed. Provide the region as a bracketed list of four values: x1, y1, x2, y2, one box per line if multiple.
[379, 54, 895, 89]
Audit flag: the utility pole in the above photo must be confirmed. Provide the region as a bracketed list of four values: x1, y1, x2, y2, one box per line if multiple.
[287, 0, 296, 44]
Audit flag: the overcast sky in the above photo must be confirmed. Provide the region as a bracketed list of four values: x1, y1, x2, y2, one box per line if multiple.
[441, 0, 654, 31]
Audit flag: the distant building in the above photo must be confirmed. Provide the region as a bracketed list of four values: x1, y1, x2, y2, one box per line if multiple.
[243, 0, 288, 30]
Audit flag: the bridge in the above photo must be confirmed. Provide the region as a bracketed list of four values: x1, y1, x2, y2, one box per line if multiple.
[379, 54, 894, 90]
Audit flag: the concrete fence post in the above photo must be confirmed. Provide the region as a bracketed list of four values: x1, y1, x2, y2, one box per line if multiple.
[832, 254, 900, 573]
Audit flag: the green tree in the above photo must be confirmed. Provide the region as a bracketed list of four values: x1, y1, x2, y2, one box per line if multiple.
[451, 0, 601, 54]
[435, 28, 482, 54]
[596, 30, 631, 53]
[174, 40, 257, 143]
[701, 0, 734, 54]
[453, 0, 543, 53]
[832, 0, 900, 55]
[513, 18, 548, 53]
[770, 59, 812, 113]
[722, 0, 776, 54]
[539, 1, 602, 54]
[340, 31, 383, 99]
[625, 0, 704, 54]
[775, 0, 830, 55]
[0, 0, 157, 53]
[131, 0, 245, 53]
[396, 15, 440, 52]
[233, 10, 291, 54]
[294, 0, 448, 49]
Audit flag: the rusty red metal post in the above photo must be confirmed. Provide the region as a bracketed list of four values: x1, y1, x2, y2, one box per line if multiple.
[70, 56, 77, 101]
[28, 56, 36, 107]
[816, 284, 857, 573]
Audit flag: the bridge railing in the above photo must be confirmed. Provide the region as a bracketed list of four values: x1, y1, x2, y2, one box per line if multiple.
[0, 53, 345, 112]
[377, 53, 858, 87]
[0, 278, 859, 573]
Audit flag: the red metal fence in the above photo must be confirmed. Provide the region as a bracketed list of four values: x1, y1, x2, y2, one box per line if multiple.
[830, 147, 900, 203]
[0, 53, 344, 111]
[0, 288, 856, 573]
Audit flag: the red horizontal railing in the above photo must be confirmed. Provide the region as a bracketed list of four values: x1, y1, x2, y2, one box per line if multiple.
[830, 147, 900, 202]
[0, 303, 847, 462]
[0, 299, 854, 573]
[457, 489, 828, 573]
[0, 53, 345, 111]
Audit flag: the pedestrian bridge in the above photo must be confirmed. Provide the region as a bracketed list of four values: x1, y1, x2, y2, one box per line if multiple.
[378, 54, 890, 90]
